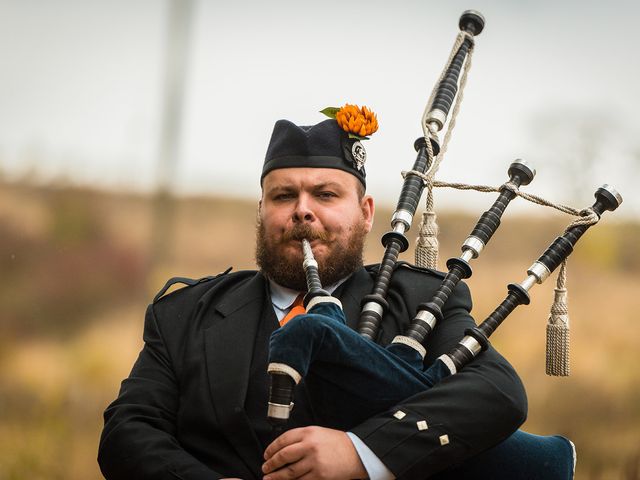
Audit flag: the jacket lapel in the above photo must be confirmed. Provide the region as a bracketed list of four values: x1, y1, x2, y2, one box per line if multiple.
[204, 274, 266, 475]
[201, 267, 376, 475]
[338, 267, 375, 331]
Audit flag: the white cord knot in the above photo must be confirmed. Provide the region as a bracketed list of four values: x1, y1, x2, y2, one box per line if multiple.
[402, 169, 432, 187]
[566, 207, 599, 231]
[460, 30, 475, 44]
[579, 207, 599, 223]
[499, 181, 519, 195]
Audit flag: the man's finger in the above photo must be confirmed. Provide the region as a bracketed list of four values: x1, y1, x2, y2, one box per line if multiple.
[263, 458, 312, 480]
[262, 441, 306, 474]
[264, 427, 306, 459]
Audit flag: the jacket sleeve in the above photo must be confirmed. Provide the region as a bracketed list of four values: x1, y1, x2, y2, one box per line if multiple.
[98, 304, 221, 480]
[350, 280, 528, 480]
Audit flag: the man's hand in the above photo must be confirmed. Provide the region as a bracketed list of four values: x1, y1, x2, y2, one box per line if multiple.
[262, 426, 367, 480]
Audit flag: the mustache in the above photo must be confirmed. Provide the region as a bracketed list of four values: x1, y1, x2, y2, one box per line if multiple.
[281, 224, 331, 243]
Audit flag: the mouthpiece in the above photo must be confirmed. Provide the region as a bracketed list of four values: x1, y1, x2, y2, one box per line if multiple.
[301, 239, 330, 307]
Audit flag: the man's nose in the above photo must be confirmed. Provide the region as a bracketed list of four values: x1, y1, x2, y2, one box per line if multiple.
[292, 196, 316, 223]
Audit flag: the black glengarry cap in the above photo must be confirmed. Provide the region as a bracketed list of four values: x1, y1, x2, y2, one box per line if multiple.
[261, 119, 367, 187]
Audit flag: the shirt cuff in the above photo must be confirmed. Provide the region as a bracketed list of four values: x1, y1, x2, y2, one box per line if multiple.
[346, 432, 395, 480]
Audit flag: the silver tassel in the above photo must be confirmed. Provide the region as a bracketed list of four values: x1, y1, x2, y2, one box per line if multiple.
[546, 261, 570, 376]
[415, 190, 439, 270]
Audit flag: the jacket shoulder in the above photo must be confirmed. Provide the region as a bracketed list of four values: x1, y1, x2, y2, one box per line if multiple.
[365, 261, 471, 301]
[152, 267, 258, 304]
[365, 261, 448, 280]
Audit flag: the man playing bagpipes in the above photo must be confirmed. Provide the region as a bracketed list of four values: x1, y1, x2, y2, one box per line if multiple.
[100, 8, 623, 479]
[99, 109, 576, 479]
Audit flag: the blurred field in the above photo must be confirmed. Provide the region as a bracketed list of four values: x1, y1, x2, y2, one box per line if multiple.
[0, 179, 638, 479]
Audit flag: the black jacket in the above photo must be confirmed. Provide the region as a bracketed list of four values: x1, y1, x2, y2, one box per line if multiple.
[98, 264, 527, 479]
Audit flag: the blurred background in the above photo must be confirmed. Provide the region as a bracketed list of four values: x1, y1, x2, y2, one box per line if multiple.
[0, 0, 638, 479]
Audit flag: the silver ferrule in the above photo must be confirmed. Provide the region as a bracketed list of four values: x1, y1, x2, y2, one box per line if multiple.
[527, 261, 551, 284]
[414, 310, 438, 330]
[267, 402, 294, 420]
[460, 249, 474, 262]
[302, 257, 318, 270]
[519, 274, 538, 292]
[391, 210, 413, 231]
[600, 184, 623, 207]
[459, 335, 482, 357]
[426, 109, 447, 131]
[362, 301, 384, 317]
[427, 122, 441, 137]
[461, 236, 485, 260]
[510, 158, 536, 179]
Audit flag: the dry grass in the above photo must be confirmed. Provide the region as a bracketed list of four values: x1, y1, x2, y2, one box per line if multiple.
[0, 179, 638, 479]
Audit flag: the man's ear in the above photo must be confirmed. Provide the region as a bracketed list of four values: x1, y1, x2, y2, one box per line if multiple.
[361, 195, 375, 233]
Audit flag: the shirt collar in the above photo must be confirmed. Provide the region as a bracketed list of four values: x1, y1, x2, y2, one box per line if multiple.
[268, 281, 301, 311]
[268, 276, 348, 311]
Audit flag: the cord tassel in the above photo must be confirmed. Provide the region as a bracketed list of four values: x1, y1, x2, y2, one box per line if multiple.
[415, 188, 439, 269]
[546, 261, 570, 376]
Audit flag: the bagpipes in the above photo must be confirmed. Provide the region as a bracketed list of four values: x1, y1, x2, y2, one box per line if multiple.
[266, 11, 623, 432]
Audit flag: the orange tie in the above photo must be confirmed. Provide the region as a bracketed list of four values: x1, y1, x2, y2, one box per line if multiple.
[280, 293, 305, 326]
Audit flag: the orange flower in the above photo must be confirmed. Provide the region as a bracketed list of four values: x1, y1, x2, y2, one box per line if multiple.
[335, 104, 379, 138]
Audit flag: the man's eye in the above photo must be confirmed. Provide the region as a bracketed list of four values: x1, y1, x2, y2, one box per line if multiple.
[274, 193, 295, 201]
[317, 191, 337, 199]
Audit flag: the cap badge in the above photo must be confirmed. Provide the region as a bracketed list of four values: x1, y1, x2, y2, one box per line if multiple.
[351, 141, 366, 170]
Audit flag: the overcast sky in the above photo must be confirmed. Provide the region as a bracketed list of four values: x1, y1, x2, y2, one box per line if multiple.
[1, 0, 638, 218]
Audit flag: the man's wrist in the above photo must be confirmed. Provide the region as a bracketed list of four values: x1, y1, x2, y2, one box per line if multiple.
[346, 432, 395, 480]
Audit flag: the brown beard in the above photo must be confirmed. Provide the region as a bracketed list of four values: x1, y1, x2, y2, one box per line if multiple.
[255, 219, 367, 291]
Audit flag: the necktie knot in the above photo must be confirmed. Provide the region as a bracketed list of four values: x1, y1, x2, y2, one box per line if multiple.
[280, 293, 305, 326]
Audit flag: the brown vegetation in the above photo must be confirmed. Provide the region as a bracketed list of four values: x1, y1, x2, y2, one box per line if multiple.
[0, 179, 638, 479]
